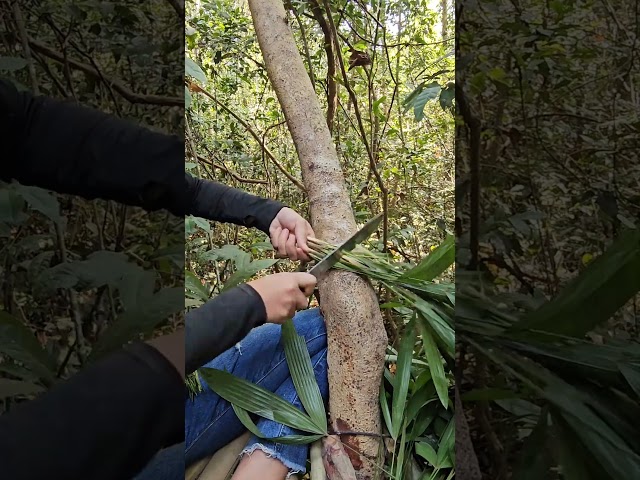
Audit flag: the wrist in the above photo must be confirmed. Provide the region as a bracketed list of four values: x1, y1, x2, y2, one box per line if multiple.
[238, 283, 268, 325]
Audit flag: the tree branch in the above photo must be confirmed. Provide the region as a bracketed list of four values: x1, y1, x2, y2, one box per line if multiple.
[193, 84, 306, 191]
[26, 37, 183, 107]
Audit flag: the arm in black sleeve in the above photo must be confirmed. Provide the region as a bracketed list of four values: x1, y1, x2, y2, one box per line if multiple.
[185, 284, 267, 374]
[187, 175, 285, 235]
[1, 78, 285, 231]
[0, 342, 184, 480]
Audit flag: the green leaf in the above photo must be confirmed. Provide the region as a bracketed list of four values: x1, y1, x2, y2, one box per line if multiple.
[436, 417, 454, 467]
[0, 189, 28, 224]
[402, 82, 425, 111]
[222, 258, 279, 291]
[11, 184, 61, 224]
[233, 404, 323, 445]
[391, 316, 416, 439]
[0, 379, 44, 399]
[186, 57, 206, 83]
[185, 86, 192, 109]
[513, 409, 552, 479]
[151, 244, 185, 268]
[509, 228, 640, 336]
[417, 322, 448, 409]
[200, 367, 325, 434]
[405, 382, 437, 422]
[185, 270, 210, 301]
[415, 301, 454, 358]
[412, 82, 441, 121]
[415, 442, 438, 466]
[379, 379, 393, 434]
[0, 56, 28, 72]
[35, 251, 144, 294]
[439, 82, 455, 111]
[552, 411, 602, 480]
[619, 363, 640, 398]
[282, 321, 327, 432]
[89, 287, 184, 360]
[203, 244, 251, 266]
[0, 311, 56, 385]
[400, 235, 454, 282]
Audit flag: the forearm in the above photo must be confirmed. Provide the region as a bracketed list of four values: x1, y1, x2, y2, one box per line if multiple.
[185, 284, 267, 374]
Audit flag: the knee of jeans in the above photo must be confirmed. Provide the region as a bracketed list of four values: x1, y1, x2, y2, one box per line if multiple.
[292, 308, 326, 341]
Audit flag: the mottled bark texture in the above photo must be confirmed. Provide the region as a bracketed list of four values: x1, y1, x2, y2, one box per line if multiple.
[247, 2, 388, 478]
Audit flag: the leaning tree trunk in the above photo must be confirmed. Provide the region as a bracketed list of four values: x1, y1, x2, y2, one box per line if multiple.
[247, 1, 388, 478]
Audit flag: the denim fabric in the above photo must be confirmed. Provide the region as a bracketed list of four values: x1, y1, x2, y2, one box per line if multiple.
[133, 308, 328, 479]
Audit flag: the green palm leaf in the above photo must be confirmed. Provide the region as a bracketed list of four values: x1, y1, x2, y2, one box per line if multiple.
[232, 405, 324, 445]
[200, 367, 325, 435]
[282, 320, 327, 432]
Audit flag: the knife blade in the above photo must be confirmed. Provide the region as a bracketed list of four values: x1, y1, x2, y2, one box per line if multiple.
[308, 213, 383, 277]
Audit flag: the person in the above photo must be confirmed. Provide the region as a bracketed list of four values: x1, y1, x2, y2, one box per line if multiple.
[0, 77, 328, 479]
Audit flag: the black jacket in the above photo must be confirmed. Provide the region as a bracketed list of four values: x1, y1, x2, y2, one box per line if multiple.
[0, 78, 285, 479]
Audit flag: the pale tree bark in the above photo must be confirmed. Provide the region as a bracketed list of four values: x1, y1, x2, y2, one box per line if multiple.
[247, 1, 388, 478]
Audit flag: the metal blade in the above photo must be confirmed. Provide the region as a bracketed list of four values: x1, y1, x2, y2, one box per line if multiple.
[308, 213, 383, 277]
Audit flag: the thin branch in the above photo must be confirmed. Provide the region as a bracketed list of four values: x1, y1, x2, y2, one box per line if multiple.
[24, 37, 182, 106]
[292, 8, 316, 87]
[197, 154, 268, 185]
[310, 0, 337, 133]
[193, 84, 306, 191]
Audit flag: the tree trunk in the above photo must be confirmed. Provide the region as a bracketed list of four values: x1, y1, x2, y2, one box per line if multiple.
[247, 2, 388, 478]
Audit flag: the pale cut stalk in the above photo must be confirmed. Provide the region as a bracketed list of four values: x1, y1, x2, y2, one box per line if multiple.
[310, 440, 326, 480]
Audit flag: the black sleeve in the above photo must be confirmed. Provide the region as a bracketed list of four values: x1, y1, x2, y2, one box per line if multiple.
[188, 176, 285, 235]
[0, 78, 285, 232]
[0, 342, 184, 480]
[185, 284, 267, 374]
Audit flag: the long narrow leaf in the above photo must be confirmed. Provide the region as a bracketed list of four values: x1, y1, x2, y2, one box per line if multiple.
[200, 367, 324, 434]
[379, 379, 393, 434]
[399, 234, 454, 282]
[391, 316, 416, 439]
[232, 404, 324, 445]
[417, 320, 449, 409]
[509, 228, 640, 336]
[282, 320, 327, 432]
[619, 363, 640, 398]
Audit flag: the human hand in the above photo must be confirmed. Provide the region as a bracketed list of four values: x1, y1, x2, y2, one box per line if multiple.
[248, 272, 317, 324]
[269, 207, 315, 261]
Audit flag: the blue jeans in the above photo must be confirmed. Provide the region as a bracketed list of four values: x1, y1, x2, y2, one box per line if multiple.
[134, 308, 328, 479]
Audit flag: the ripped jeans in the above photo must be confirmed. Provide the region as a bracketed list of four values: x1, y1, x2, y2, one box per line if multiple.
[134, 308, 328, 479]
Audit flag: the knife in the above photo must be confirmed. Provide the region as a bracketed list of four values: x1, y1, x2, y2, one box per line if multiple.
[307, 213, 383, 277]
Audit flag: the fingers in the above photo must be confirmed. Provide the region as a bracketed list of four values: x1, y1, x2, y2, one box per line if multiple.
[285, 232, 297, 260]
[306, 222, 315, 240]
[294, 272, 317, 296]
[295, 220, 310, 251]
[294, 289, 309, 310]
[276, 228, 289, 258]
[294, 220, 314, 261]
[269, 226, 281, 252]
